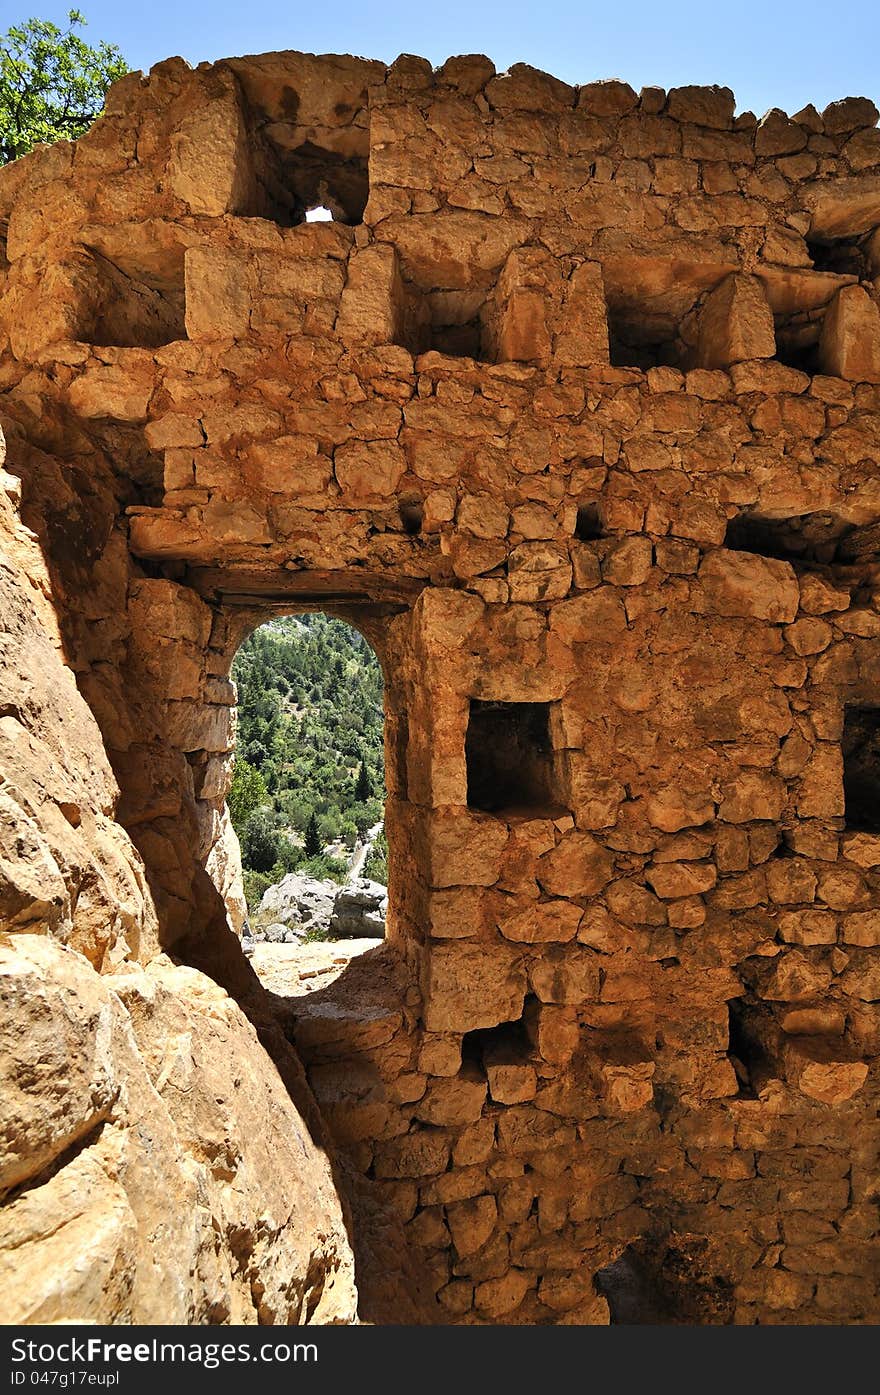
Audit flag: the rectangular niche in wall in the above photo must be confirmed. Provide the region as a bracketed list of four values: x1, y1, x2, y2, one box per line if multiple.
[466, 700, 560, 815]
[601, 255, 733, 371]
[843, 706, 880, 831]
[78, 243, 187, 348]
[226, 56, 372, 227]
[807, 231, 873, 278]
[397, 285, 493, 361]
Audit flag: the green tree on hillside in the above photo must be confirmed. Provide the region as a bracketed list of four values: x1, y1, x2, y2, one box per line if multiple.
[1, 10, 128, 164]
[303, 812, 322, 858]
[240, 810, 281, 874]
[355, 761, 373, 803]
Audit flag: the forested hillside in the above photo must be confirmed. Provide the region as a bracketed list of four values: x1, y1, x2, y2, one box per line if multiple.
[229, 615, 386, 907]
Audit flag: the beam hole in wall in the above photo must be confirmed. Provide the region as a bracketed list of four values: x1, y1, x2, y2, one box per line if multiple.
[727, 998, 763, 1099]
[842, 706, 880, 832]
[466, 700, 565, 816]
[462, 1011, 533, 1070]
[574, 502, 603, 541]
[398, 496, 424, 536]
[724, 511, 856, 565]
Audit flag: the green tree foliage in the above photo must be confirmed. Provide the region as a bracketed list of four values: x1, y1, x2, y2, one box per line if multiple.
[227, 757, 268, 832]
[240, 809, 282, 874]
[355, 761, 373, 802]
[1, 10, 128, 164]
[231, 614, 386, 898]
[303, 812, 322, 858]
[363, 828, 388, 885]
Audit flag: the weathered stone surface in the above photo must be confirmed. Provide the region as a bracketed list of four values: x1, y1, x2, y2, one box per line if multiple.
[818, 286, 880, 384]
[1, 45, 879, 1329]
[695, 274, 776, 368]
[423, 944, 526, 1033]
[698, 550, 799, 622]
[330, 879, 388, 938]
[0, 936, 356, 1323]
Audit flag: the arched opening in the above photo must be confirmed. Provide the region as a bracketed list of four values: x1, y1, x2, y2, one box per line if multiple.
[228, 612, 389, 949]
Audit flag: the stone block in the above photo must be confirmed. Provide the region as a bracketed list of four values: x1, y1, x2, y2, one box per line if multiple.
[336, 243, 406, 345]
[422, 944, 526, 1033]
[698, 550, 799, 623]
[528, 947, 601, 1004]
[695, 274, 776, 369]
[818, 286, 880, 384]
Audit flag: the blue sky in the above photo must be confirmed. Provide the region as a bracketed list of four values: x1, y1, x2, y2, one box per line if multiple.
[14, 0, 880, 119]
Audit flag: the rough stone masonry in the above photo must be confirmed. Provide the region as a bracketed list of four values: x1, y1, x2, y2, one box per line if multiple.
[1, 48, 880, 1325]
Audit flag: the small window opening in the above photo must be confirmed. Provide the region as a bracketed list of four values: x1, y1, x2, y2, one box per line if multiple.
[575, 502, 602, 541]
[843, 706, 880, 832]
[466, 700, 562, 815]
[248, 135, 369, 227]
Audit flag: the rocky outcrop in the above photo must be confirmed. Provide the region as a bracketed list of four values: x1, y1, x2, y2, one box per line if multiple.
[255, 873, 388, 941]
[0, 935, 357, 1324]
[330, 880, 388, 938]
[257, 873, 338, 939]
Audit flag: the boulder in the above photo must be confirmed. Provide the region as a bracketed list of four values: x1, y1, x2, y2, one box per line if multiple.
[0, 934, 357, 1324]
[257, 872, 338, 937]
[330, 879, 388, 938]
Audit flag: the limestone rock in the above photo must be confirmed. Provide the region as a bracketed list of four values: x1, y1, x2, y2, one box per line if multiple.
[257, 872, 339, 936]
[695, 274, 776, 369]
[0, 936, 357, 1324]
[698, 550, 799, 622]
[818, 286, 880, 384]
[330, 879, 388, 938]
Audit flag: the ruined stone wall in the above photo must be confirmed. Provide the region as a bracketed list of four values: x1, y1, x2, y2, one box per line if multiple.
[1, 50, 880, 1324]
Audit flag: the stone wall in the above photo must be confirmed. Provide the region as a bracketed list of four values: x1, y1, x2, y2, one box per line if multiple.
[1, 49, 880, 1324]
